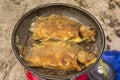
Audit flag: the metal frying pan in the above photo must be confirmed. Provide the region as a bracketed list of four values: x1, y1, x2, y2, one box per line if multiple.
[11, 3, 105, 80]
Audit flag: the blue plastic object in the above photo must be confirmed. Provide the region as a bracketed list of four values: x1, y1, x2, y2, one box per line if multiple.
[102, 50, 120, 80]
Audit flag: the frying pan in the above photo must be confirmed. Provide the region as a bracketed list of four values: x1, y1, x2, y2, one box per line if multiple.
[11, 3, 105, 80]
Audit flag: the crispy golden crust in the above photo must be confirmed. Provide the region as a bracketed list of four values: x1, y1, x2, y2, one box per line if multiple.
[24, 42, 81, 71]
[22, 14, 97, 71]
[32, 14, 82, 42]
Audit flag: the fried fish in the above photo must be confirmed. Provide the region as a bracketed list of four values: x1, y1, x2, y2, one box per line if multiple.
[19, 14, 97, 71]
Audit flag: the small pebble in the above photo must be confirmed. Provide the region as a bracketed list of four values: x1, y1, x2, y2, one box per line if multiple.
[115, 29, 120, 37]
[3, 63, 7, 68]
[106, 44, 111, 50]
[0, 62, 7, 68]
[106, 36, 112, 42]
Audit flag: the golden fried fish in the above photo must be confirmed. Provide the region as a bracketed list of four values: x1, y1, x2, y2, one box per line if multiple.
[24, 42, 82, 71]
[19, 14, 97, 71]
